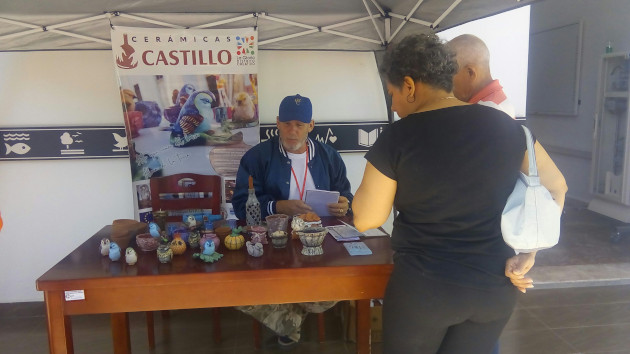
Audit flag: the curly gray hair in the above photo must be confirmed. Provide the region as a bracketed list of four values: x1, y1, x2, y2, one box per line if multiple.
[380, 34, 458, 92]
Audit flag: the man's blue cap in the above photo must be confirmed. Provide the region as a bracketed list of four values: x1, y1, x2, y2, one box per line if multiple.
[278, 94, 312, 123]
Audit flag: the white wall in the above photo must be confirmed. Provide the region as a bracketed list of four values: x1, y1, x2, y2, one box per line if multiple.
[527, 0, 630, 203]
[0, 50, 388, 302]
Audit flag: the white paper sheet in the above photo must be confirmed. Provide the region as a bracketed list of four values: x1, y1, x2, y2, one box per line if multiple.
[304, 189, 339, 217]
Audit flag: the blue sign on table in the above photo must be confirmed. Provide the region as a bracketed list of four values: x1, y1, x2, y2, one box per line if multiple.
[1, 126, 129, 160]
[260, 122, 389, 153]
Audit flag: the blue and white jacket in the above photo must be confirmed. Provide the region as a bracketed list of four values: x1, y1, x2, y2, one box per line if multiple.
[233, 136, 353, 220]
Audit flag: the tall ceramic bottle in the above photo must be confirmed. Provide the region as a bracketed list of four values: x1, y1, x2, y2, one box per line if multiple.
[246, 176, 261, 226]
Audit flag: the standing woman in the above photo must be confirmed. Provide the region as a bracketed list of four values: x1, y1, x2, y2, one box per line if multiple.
[352, 34, 567, 354]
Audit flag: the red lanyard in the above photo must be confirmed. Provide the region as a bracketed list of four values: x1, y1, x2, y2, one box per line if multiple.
[290, 146, 309, 201]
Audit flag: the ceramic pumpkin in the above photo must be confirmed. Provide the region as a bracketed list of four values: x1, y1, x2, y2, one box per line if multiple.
[224, 226, 245, 250]
[170, 234, 187, 255]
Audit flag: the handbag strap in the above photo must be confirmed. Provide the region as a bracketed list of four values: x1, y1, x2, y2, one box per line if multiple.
[521, 125, 538, 177]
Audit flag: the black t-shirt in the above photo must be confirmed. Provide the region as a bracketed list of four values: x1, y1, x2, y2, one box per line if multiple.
[366, 105, 527, 288]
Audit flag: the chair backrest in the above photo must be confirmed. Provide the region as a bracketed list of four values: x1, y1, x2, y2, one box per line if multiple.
[150, 173, 222, 222]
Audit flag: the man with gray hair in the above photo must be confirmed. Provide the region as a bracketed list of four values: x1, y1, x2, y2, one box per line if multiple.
[447, 34, 516, 118]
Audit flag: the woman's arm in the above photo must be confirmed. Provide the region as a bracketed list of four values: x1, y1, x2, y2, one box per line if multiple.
[522, 141, 568, 210]
[352, 162, 397, 232]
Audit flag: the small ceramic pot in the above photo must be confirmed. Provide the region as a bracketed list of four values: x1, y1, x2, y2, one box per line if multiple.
[157, 244, 173, 263]
[187, 230, 201, 249]
[136, 233, 159, 252]
[269, 230, 289, 248]
[249, 225, 268, 244]
[200, 232, 220, 252]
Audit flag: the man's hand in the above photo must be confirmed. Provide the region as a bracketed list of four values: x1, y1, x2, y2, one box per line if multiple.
[276, 200, 313, 216]
[505, 252, 537, 293]
[328, 196, 350, 217]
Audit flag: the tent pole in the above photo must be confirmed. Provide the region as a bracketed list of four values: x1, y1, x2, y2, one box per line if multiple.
[193, 13, 257, 29]
[432, 0, 463, 28]
[362, 0, 385, 45]
[258, 29, 318, 45]
[321, 29, 381, 45]
[116, 13, 185, 28]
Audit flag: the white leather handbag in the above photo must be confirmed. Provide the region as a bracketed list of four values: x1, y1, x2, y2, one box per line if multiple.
[501, 126, 561, 253]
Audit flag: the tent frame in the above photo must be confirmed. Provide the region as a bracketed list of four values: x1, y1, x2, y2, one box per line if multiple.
[0, 0, 464, 49]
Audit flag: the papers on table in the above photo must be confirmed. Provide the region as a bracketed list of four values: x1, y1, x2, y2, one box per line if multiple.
[343, 242, 373, 256]
[362, 228, 388, 237]
[327, 224, 362, 241]
[304, 189, 339, 217]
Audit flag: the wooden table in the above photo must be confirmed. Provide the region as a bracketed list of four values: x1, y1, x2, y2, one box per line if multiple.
[37, 218, 393, 353]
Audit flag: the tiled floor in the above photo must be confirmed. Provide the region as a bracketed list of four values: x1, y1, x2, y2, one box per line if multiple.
[3, 203, 630, 353]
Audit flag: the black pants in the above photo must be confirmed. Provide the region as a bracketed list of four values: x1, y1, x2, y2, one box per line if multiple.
[383, 254, 517, 354]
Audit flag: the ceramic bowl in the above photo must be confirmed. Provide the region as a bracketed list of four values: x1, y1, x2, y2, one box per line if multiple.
[136, 233, 159, 252]
[297, 227, 327, 247]
[269, 231, 288, 248]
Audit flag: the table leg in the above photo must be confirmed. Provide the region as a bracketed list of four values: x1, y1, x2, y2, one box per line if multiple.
[44, 291, 74, 354]
[111, 313, 131, 354]
[356, 299, 371, 354]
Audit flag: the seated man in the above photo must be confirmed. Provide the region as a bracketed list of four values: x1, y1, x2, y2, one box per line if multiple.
[232, 94, 353, 346]
[232, 93, 353, 219]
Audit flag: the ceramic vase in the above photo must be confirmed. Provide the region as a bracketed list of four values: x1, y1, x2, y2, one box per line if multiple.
[157, 244, 173, 263]
[200, 233, 220, 252]
[187, 230, 201, 249]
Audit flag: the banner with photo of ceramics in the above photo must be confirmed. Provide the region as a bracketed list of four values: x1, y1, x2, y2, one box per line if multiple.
[111, 26, 259, 224]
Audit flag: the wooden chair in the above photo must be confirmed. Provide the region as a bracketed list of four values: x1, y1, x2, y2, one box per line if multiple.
[149, 173, 222, 222]
[146, 173, 223, 347]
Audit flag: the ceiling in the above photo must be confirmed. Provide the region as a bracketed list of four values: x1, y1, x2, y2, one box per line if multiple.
[0, 0, 540, 51]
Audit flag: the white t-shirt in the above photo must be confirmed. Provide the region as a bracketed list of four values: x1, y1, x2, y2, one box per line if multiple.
[287, 151, 316, 201]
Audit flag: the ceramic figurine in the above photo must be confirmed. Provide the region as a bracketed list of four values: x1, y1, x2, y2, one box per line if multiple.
[246, 241, 263, 257]
[224, 226, 245, 250]
[125, 247, 137, 265]
[170, 234, 187, 255]
[157, 244, 173, 263]
[108, 242, 122, 261]
[184, 215, 198, 229]
[149, 222, 161, 238]
[100, 238, 110, 256]
[193, 240, 223, 263]
[188, 230, 201, 249]
[200, 232, 220, 253]
[149, 221, 169, 244]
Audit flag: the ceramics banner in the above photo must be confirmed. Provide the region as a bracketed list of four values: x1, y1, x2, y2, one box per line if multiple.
[110, 26, 259, 223]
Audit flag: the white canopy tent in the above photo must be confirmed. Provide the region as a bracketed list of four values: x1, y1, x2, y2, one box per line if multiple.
[0, 0, 539, 51]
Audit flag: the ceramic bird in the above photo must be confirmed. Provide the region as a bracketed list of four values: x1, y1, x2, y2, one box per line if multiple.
[163, 84, 196, 123]
[246, 241, 264, 257]
[232, 92, 257, 123]
[109, 242, 121, 261]
[170, 90, 245, 147]
[125, 247, 137, 265]
[202, 239, 215, 255]
[176, 91, 215, 133]
[149, 222, 169, 243]
[185, 215, 197, 229]
[149, 222, 161, 238]
[100, 238, 110, 256]
[192, 240, 223, 263]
